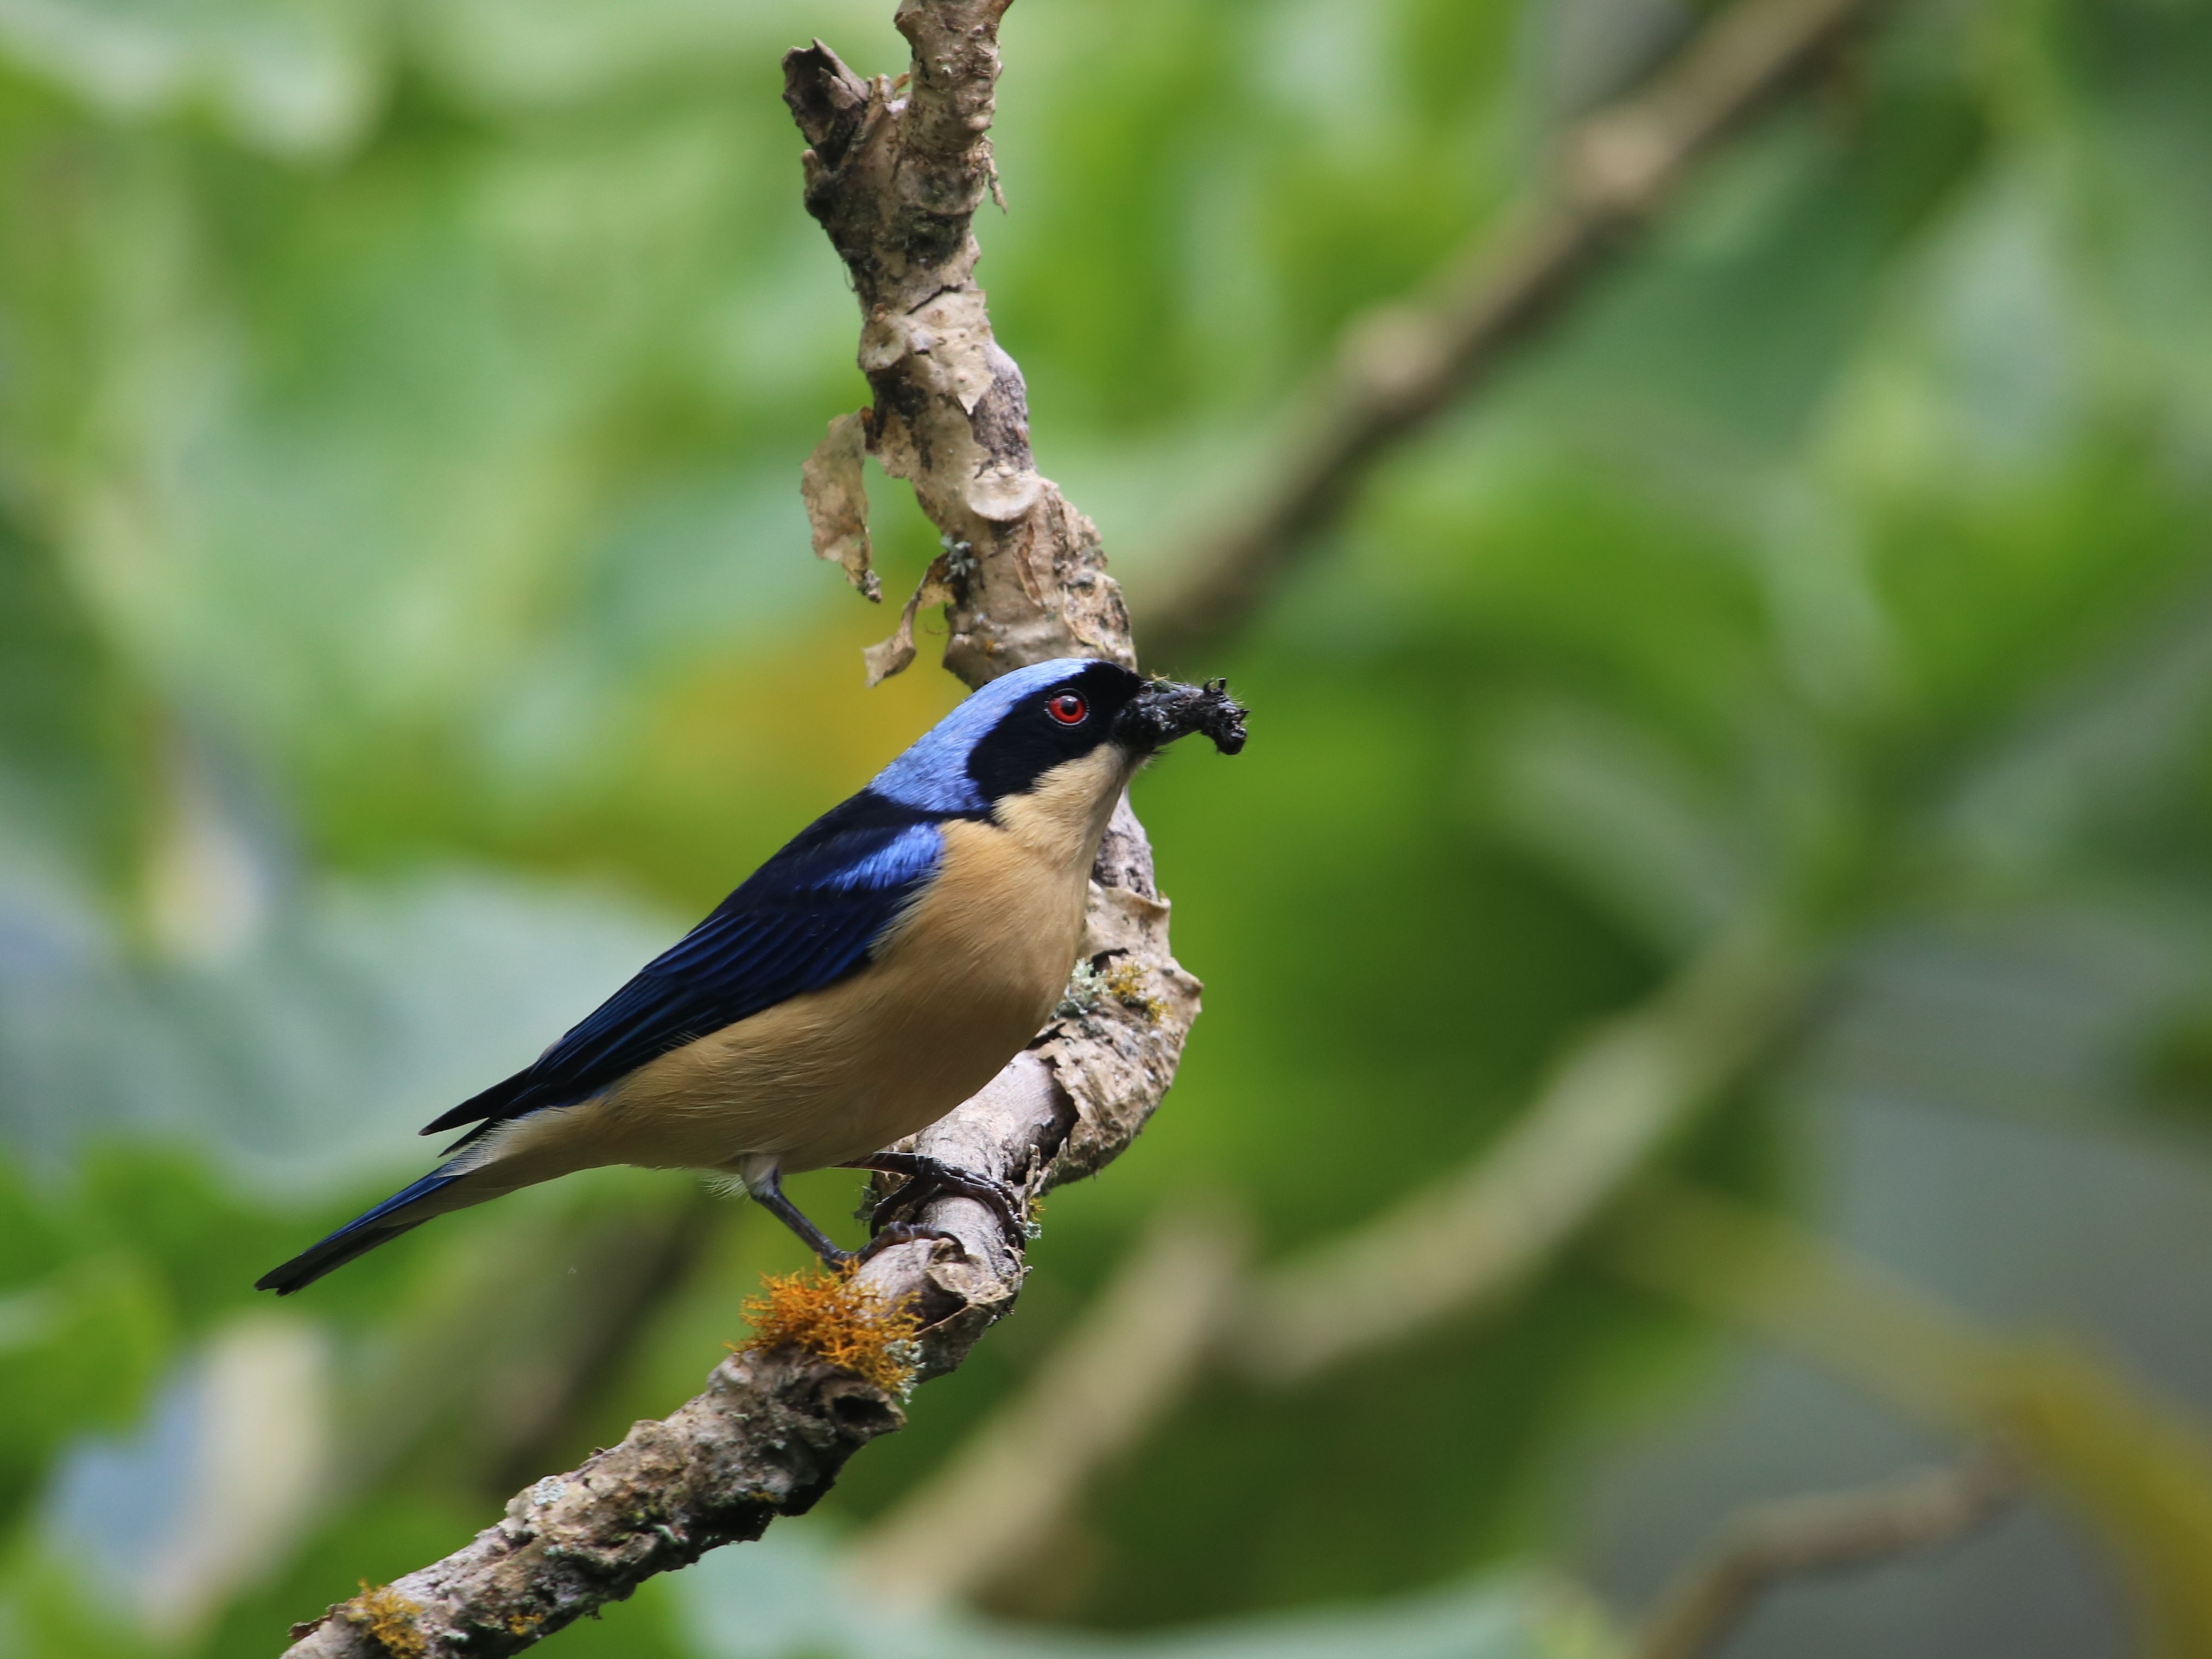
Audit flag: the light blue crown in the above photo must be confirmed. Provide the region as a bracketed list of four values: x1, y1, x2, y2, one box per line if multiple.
[871, 657, 1105, 813]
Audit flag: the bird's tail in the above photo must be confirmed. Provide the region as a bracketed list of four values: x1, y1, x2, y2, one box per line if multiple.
[255, 1169, 462, 1295]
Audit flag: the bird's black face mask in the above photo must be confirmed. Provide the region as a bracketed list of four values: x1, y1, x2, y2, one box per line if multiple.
[965, 662, 1247, 801]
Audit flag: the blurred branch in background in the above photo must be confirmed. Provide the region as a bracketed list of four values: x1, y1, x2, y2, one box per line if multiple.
[1627, 1445, 2022, 1659]
[1137, 0, 1879, 664]
[476, 1189, 726, 1499]
[1608, 1182, 2212, 1659]
[840, 1162, 2212, 1654]
[1226, 916, 1807, 1384]
[844, 1207, 1245, 1611]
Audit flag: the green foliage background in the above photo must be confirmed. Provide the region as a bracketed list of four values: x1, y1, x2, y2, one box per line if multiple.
[5, 0, 2212, 1654]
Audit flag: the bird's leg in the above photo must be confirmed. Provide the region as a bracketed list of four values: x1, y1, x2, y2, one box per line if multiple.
[842, 1151, 1029, 1243]
[746, 1166, 958, 1269]
[747, 1169, 854, 1267]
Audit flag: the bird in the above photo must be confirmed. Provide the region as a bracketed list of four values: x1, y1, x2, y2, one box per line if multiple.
[257, 656, 1246, 1294]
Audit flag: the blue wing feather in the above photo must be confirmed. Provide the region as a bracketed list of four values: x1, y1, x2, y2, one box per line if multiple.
[420, 793, 949, 1137]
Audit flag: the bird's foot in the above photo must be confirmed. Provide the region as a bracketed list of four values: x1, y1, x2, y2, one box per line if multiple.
[853, 1153, 1029, 1244]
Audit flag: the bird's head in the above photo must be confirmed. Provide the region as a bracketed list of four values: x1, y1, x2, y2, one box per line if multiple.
[872, 657, 1247, 815]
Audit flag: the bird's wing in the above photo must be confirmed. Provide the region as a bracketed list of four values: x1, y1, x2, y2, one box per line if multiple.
[421, 799, 947, 1136]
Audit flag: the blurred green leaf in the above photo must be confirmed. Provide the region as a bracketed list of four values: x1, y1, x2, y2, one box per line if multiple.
[0, 0, 384, 156]
[0, 1251, 169, 1524]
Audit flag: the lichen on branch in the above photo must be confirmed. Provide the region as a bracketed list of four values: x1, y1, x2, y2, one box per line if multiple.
[735, 1264, 923, 1397]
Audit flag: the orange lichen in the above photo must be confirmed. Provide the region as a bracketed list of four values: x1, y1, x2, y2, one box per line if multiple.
[345, 1580, 427, 1659]
[732, 1261, 921, 1393]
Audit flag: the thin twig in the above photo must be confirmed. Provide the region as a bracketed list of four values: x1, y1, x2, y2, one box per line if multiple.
[1136, 0, 1877, 667]
[1630, 1448, 2022, 1659]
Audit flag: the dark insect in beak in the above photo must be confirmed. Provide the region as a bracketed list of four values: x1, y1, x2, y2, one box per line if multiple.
[1114, 676, 1249, 755]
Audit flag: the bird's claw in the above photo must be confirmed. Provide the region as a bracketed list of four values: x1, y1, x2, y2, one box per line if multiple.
[869, 1160, 1027, 1245]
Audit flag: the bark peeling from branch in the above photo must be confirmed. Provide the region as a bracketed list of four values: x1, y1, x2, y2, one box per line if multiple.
[785, 21, 1133, 685]
[1137, 0, 1875, 666]
[800, 410, 880, 603]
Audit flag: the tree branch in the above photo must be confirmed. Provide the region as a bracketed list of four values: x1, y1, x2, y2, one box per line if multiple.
[278, 5, 1195, 1651]
[1629, 1448, 2021, 1659]
[1136, 0, 1877, 667]
[787, 17, 1130, 684]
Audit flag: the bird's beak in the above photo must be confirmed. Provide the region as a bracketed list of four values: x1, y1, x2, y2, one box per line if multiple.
[1114, 676, 1248, 755]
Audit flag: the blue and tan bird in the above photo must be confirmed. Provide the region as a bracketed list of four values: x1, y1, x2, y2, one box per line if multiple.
[257, 658, 1246, 1293]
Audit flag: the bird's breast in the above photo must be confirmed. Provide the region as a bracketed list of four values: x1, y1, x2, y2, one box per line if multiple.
[864, 739, 1136, 1024]
[878, 814, 1093, 1021]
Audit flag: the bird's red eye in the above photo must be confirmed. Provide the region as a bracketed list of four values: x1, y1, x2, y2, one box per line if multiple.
[1047, 692, 1088, 726]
